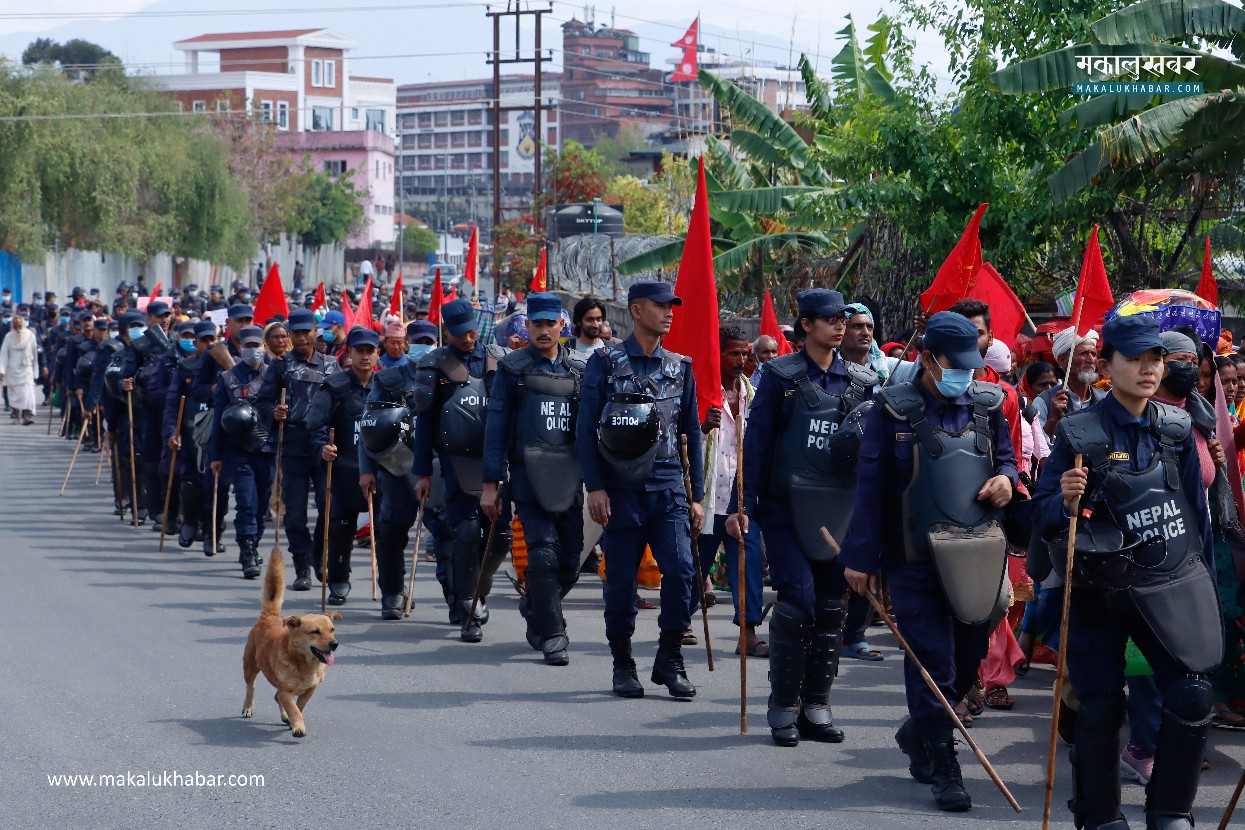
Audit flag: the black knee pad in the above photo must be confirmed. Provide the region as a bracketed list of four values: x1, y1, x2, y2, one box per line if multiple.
[526, 545, 559, 576]
[453, 519, 481, 547]
[814, 596, 845, 631]
[1078, 690, 1127, 736]
[1162, 674, 1214, 726]
[770, 601, 813, 637]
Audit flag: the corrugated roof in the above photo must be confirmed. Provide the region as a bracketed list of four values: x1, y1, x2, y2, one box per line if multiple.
[177, 28, 324, 44]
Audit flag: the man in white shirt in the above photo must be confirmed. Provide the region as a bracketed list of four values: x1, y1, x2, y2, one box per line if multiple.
[570, 296, 607, 355]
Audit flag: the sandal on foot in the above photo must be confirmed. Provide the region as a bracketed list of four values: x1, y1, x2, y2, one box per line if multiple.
[1213, 705, 1245, 730]
[682, 628, 698, 646]
[954, 701, 974, 728]
[635, 596, 656, 610]
[985, 686, 1014, 710]
[965, 681, 986, 717]
[735, 638, 769, 657]
[844, 642, 884, 661]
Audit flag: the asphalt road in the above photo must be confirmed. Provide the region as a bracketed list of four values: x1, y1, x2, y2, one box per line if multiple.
[3, 417, 1244, 830]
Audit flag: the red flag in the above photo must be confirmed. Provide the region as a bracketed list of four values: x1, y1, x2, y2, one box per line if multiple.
[445, 284, 458, 304]
[251, 263, 288, 324]
[920, 203, 988, 314]
[428, 268, 444, 326]
[671, 19, 699, 82]
[312, 281, 326, 313]
[150, 282, 162, 300]
[1197, 236, 1218, 308]
[966, 262, 1027, 349]
[340, 290, 355, 330]
[463, 227, 479, 286]
[531, 248, 547, 293]
[388, 272, 404, 318]
[354, 277, 379, 331]
[662, 156, 722, 418]
[760, 290, 793, 356]
[671, 17, 698, 48]
[1071, 225, 1114, 337]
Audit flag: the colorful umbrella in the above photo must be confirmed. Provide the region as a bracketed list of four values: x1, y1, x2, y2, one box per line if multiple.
[1105, 288, 1221, 347]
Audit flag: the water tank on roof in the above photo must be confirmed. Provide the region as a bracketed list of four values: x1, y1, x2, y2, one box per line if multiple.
[550, 202, 623, 242]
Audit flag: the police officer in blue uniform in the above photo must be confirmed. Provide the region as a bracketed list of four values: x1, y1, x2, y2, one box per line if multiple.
[726, 288, 878, 747]
[483, 293, 586, 666]
[576, 280, 704, 699]
[209, 325, 275, 579]
[134, 301, 176, 532]
[165, 321, 222, 552]
[256, 308, 339, 590]
[411, 298, 511, 642]
[91, 310, 150, 523]
[840, 311, 1016, 813]
[309, 326, 380, 605]
[1032, 315, 1215, 830]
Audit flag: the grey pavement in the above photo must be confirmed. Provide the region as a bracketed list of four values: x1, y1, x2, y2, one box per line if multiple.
[2, 418, 1244, 829]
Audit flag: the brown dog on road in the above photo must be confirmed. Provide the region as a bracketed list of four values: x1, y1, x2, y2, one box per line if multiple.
[242, 549, 341, 737]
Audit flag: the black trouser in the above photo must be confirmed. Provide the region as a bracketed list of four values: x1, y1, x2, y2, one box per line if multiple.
[326, 467, 369, 584]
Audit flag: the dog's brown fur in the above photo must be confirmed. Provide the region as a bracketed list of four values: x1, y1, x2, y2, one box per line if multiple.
[242, 550, 341, 737]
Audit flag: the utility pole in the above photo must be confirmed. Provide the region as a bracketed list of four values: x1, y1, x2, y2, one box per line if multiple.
[488, 2, 554, 286]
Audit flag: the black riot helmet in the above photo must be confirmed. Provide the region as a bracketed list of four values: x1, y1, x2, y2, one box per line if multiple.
[598, 392, 659, 459]
[75, 354, 95, 381]
[221, 399, 260, 439]
[359, 400, 411, 452]
[822, 399, 874, 483]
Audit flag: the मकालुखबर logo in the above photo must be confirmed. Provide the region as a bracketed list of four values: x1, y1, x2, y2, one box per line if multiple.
[1072, 54, 1202, 95]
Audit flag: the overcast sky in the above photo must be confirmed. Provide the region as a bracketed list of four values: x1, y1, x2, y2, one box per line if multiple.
[0, 0, 952, 88]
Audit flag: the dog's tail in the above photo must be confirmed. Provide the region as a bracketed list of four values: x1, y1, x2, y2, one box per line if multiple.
[261, 549, 285, 616]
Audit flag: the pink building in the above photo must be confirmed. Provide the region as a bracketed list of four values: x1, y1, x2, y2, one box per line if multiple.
[151, 27, 396, 247]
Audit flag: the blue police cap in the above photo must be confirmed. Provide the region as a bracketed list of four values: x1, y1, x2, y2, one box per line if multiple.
[238, 325, 265, 345]
[210, 285, 224, 293]
[146, 300, 171, 317]
[526, 292, 562, 322]
[923, 311, 985, 370]
[320, 310, 346, 327]
[1102, 315, 1162, 358]
[121, 311, 147, 328]
[626, 280, 681, 305]
[287, 308, 318, 332]
[93, 318, 109, 331]
[193, 321, 217, 339]
[441, 299, 478, 337]
[407, 320, 438, 342]
[175, 321, 195, 336]
[227, 304, 254, 320]
[796, 288, 846, 319]
[347, 326, 381, 349]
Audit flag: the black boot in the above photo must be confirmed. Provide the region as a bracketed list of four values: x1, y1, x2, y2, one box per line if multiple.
[292, 567, 312, 591]
[518, 594, 541, 651]
[926, 737, 971, 812]
[380, 593, 405, 621]
[328, 582, 350, 606]
[766, 602, 811, 747]
[178, 480, 203, 549]
[799, 597, 845, 743]
[1071, 691, 1127, 829]
[527, 549, 569, 666]
[1145, 678, 1213, 830]
[238, 536, 261, 579]
[895, 716, 934, 784]
[460, 600, 483, 643]
[609, 636, 644, 698]
[652, 629, 696, 699]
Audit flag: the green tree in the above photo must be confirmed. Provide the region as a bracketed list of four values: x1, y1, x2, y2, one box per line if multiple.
[540, 140, 610, 211]
[591, 124, 647, 176]
[400, 224, 440, 259]
[22, 37, 122, 80]
[604, 155, 694, 236]
[492, 215, 542, 287]
[292, 171, 366, 247]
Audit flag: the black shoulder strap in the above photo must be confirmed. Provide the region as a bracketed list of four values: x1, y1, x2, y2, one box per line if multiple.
[765, 354, 818, 407]
[968, 381, 1004, 454]
[880, 384, 942, 456]
[326, 370, 352, 394]
[1057, 410, 1129, 501]
[1149, 402, 1193, 490]
[500, 347, 537, 376]
[844, 361, 880, 410]
[375, 366, 404, 394]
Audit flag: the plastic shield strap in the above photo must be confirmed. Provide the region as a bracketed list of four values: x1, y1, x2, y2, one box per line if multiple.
[788, 470, 853, 562]
[1127, 559, 1224, 673]
[522, 442, 581, 514]
[926, 521, 1008, 625]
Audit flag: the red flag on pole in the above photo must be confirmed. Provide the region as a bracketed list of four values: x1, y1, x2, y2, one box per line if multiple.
[671, 20, 698, 81]
[760, 290, 793, 356]
[340, 290, 355, 330]
[463, 227, 479, 286]
[662, 156, 722, 418]
[312, 281, 326, 314]
[388, 273, 404, 319]
[251, 263, 288, 325]
[1197, 236, 1218, 308]
[966, 263, 1027, 349]
[671, 17, 698, 48]
[531, 248, 547, 293]
[1071, 225, 1114, 337]
[445, 284, 458, 304]
[919, 203, 988, 314]
[150, 282, 162, 300]
[428, 268, 444, 326]
[354, 277, 379, 331]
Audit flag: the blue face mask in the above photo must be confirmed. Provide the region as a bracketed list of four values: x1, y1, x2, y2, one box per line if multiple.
[59, 316, 70, 325]
[178, 339, 196, 353]
[407, 343, 433, 361]
[127, 326, 146, 341]
[108, 330, 120, 340]
[319, 330, 335, 343]
[933, 364, 974, 398]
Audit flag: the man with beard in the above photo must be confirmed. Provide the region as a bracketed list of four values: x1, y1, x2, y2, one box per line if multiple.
[1033, 325, 1105, 440]
[570, 297, 607, 356]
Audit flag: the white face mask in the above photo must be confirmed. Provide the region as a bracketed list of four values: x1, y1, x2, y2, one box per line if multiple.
[241, 346, 265, 368]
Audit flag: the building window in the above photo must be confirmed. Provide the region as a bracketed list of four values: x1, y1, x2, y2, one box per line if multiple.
[312, 59, 323, 87]
[418, 156, 432, 170]
[434, 112, 448, 127]
[192, 100, 206, 112]
[468, 133, 481, 147]
[434, 133, 448, 148]
[366, 108, 385, 132]
[260, 100, 273, 123]
[351, 107, 360, 122]
[451, 132, 465, 147]
[324, 160, 347, 177]
[418, 113, 432, 128]
[324, 60, 336, 88]
[451, 111, 465, 126]
[215, 99, 230, 112]
[376, 159, 381, 179]
[468, 110, 482, 125]
[312, 106, 334, 131]
[417, 133, 432, 149]
[277, 101, 289, 130]
[547, 127, 556, 145]
[499, 128, 508, 142]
